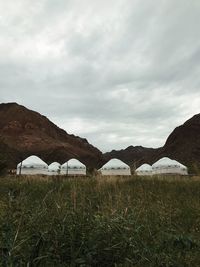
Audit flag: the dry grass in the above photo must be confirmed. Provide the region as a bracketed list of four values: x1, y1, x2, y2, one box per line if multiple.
[0, 175, 200, 266]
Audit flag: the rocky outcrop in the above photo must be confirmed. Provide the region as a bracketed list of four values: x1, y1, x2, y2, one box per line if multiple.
[1, 102, 200, 173]
[104, 114, 200, 172]
[103, 146, 161, 169]
[0, 103, 104, 169]
[160, 114, 200, 171]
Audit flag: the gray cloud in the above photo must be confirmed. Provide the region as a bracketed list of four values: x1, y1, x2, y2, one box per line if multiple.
[0, 0, 200, 151]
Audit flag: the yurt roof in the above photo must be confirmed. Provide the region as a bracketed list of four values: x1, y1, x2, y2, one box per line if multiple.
[17, 155, 48, 168]
[136, 164, 152, 171]
[152, 157, 186, 168]
[101, 158, 129, 169]
[48, 162, 61, 170]
[61, 159, 85, 168]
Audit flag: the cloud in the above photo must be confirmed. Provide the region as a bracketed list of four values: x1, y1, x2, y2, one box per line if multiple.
[0, 0, 200, 151]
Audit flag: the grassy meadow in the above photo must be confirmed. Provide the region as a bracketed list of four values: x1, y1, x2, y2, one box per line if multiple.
[0, 175, 200, 266]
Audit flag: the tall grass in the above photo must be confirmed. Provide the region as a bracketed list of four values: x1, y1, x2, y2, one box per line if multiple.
[0, 175, 200, 266]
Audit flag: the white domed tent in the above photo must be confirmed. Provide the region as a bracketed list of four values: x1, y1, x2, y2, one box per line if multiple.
[48, 162, 61, 174]
[99, 158, 131, 176]
[17, 155, 48, 175]
[61, 159, 86, 175]
[136, 164, 152, 176]
[152, 157, 188, 175]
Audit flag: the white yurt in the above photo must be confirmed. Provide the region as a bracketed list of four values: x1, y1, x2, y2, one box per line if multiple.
[17, 155, 48, 175]
[135, 164, 152, 176]
[152, 157, 188, 175]
[99, 158, 131, 176]
[61, 159, 86, 175]
[48, 162, 61, 174]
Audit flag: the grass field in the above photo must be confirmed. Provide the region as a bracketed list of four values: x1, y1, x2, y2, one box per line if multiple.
[0, 175, 200, 266]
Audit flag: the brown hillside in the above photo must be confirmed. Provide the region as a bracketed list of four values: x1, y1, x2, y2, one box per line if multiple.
[103, 146, 161, 170]
[1, 102, 200, 173]
[160, 114, 200, 170]
[104, 114, 200, 172]
[0, 103, 103, 169]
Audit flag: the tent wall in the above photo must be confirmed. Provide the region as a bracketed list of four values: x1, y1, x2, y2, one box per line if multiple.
[17, 167, 48, 175]
[61, 168, 86, 175]
[100, 168, 131, 176]
[136, 170, 152, 176]
[152, 166, 187, 175]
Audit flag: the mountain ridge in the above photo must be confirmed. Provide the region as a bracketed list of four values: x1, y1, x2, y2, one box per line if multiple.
[105, 113, 200, 172]
[0, 102, 104, 170]
[0, 102, 200, 172]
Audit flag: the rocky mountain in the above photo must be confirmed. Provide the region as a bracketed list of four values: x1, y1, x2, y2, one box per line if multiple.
[1, 102, 200, 173]
[104, 114, 200, 172]
[104, 146, 161, 169]
[160, 114, 200, 171]
[0, 103, 104, 170]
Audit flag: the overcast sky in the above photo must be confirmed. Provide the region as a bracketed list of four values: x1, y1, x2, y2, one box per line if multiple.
[1, 0, 200, 152]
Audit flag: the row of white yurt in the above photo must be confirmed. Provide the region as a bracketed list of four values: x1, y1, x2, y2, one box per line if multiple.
[135, 157, 188, 176]
[100, 157, 188, 176]
[17, 156, 86, 175]
[99, 159, 131, 176]
[47, 160, 86, 175]
[16, 156, 188, 176]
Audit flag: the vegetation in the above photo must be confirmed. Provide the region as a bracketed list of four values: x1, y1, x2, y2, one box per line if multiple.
[0, 175, 200, 266]
[0, 155, 7, 176]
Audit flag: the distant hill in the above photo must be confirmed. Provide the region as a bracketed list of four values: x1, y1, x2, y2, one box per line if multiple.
[103, 146, 160, 168]
[0, 103, 103, 169]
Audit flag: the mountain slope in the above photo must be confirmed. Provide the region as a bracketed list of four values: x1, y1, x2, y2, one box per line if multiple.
[160, 114, 200, 170]
[104, 114, 200, 172]
[0, 103, 103, 169]
[103, 146, 161, 169]
[1, 102, 200, 173]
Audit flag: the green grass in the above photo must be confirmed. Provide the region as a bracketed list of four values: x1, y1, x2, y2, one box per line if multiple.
[0, 175, 200, 266]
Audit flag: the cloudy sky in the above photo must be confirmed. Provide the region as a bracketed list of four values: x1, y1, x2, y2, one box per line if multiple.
[0, 0, 200, 152]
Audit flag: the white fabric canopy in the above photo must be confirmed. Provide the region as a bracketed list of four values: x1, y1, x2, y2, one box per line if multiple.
[61, 159, 86, 169]
[61, 159, 86, 175]
[152, 157, 188, 175]
[99, 158, 131, 176]
[136, 163, 152, 176]
[48, 162, 61, 173]
[17, 155, 48, 175]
